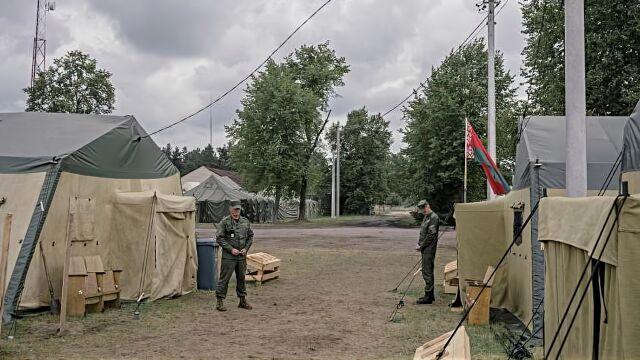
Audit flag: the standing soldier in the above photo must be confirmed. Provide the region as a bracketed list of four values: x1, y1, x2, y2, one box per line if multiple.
[215, 200, 254, 311]
[415, 200, 439, 304]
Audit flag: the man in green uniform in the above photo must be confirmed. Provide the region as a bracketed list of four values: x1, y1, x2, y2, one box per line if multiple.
[416, 200, 439, 304]
[215, 200, 254, 311]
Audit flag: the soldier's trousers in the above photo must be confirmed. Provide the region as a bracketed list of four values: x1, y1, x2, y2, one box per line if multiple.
[421, 249, 436, 293]
[216, 257, 247, 299]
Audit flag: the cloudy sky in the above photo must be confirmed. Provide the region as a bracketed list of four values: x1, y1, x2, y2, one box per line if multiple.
[0, 0, 526, 153]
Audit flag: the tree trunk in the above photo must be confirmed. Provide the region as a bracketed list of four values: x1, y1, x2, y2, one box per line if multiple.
[274, 188, 281, 223]
[298, 175, 308, 221]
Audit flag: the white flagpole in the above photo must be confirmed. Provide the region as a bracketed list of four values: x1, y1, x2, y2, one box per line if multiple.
[464, 118, 468, 203]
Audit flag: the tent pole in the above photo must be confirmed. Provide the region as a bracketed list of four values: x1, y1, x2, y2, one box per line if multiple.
[464, 118, 469, 203]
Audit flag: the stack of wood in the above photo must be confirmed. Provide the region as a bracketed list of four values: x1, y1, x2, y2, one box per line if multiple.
[245, 252, 280, 284]
[66, 255, 121, 317]
[443, 260, 458, 294]
[413, 326, 471, 360]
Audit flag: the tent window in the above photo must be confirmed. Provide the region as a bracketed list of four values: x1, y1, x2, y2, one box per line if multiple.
[513, 207, 524, 246]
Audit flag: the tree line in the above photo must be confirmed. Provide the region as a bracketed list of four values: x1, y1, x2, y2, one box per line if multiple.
[23, 1, 640, 220]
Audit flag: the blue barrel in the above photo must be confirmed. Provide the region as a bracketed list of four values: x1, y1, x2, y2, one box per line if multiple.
[196, 238, 218, 290]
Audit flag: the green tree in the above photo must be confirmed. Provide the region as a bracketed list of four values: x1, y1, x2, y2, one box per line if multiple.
[327, 108, 392, 215]
[386, 153, 414, 203]
[24, 50, 115, 114]
[229, 42, 349, 220]
[228, 60, 319, 218]
[521, 0, 640, 116]
[402, 39, 519, 212]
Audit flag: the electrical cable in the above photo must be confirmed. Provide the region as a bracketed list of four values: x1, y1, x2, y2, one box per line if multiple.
[381, 0, 512, 118]
[597, 150, 623, 196]
[144, 0, 335, 138]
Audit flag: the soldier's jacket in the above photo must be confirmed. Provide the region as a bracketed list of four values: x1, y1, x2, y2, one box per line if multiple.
[216, 216, 254, 259]
[419, 212, 440, 252]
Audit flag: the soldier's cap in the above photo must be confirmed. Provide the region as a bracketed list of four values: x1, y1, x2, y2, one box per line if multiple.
[230, 200, 242, 209]
[417, 200, 429, 208]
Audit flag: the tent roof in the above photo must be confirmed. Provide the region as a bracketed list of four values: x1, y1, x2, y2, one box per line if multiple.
[623, 100, 640, 172]
[186, 175, 253, 202]
[514, 116, 627, 189]
[0, 112, 177, 178]
[518, 116, 626, 164]
[206, 167, 244, 187]
[0, 112, 129, 158]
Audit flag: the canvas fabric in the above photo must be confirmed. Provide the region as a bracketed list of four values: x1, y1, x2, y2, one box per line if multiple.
[18, 172, 197, 309]
[539, 195, 640, 359]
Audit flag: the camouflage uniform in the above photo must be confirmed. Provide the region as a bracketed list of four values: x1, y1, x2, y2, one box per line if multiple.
[419, 211, 440, 294]
[215, 215, 254, 300]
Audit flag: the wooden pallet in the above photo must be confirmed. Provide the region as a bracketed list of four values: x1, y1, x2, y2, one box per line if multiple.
[414, 326, 471, 360]
[245, 252, 281, 283]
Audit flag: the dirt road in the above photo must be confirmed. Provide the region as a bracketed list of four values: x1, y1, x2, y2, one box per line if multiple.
[2, 221, 479, 360]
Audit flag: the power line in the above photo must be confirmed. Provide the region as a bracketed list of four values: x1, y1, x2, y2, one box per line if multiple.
[144, 0, 335, 138]
[381, 0, 512, 118]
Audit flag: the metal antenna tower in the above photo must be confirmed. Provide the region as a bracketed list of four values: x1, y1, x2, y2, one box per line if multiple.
[30, 0, 55, 86]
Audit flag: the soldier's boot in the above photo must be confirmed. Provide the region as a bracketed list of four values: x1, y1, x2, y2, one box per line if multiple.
[416, 292, 433, 305]
[428, 289, 436, 302]
[238, 297, 252, 310]
[216, 297, 227, 312]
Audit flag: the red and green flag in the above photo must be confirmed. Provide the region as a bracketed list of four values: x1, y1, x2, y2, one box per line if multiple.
[465, 120, 510, 195]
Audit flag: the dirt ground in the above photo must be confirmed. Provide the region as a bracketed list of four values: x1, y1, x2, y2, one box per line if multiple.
[0, 214, 507, 359]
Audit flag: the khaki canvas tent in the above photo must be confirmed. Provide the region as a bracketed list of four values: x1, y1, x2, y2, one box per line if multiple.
[539, 196, 640, 359]
[0, 113, 197, 321]
[456, 115, 626, 336]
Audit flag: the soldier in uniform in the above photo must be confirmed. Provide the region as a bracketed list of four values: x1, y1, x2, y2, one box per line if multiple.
[415, 200, 439, 304]
[215, 200, 254, 311]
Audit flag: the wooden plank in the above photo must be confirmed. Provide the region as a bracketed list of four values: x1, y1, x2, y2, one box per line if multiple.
[69, 256, 87, 276]
[245, 269, 280, 283]
[0, 213, 13, 331]
[66, 276, 86, 317]
[58, 212, 74, 334]
[414, 326, 471, 360]
[466, 285, 491, 325]
[84, 255, 105, 273]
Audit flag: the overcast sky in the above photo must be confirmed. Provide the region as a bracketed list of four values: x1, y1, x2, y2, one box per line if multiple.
[0, 0, 526, 153]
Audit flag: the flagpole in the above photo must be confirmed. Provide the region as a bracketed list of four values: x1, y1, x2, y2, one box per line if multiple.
[464, 118, 468, 203]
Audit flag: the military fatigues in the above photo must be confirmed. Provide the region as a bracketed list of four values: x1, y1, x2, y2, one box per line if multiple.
[419, 212, 440, 293]
[215, 215, 254, 299]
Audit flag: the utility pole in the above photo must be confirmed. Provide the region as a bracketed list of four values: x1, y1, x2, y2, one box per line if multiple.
[478, 0, 497, 199]
[336, 122, 341, 217]
[565, 0, 587, 197]
[31, 0, 55, 86]
[331, 152, 336, 218]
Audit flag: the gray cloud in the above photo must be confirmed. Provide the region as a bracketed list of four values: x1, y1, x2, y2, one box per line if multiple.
[0, 0, 526, 153]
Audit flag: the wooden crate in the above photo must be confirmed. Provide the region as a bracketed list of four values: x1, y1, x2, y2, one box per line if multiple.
[465, 283, 491, 325]
[444, 261, 457, 281]
[413, 326, 471, 360]
[245, 252, 280, 283]
[443, 278, 459, 294]
[443, 261, 459, 294]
